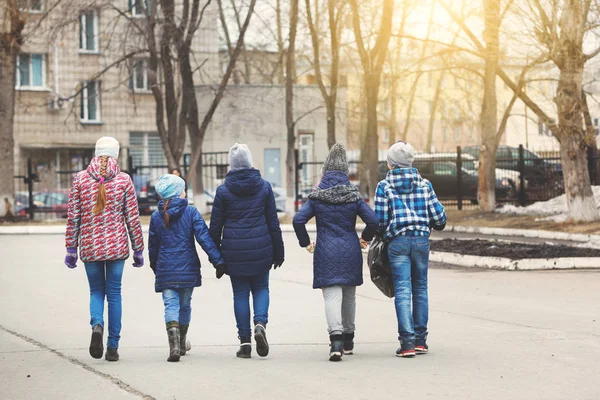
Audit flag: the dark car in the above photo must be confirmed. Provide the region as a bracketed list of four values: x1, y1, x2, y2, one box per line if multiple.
[378, 160, 513, 201]
[462, 145, 562, 188]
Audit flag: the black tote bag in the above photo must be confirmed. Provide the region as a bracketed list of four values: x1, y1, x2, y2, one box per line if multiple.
[367, 235, 394, 298]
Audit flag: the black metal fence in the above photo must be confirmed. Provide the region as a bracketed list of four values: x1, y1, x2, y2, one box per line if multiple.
[13, 152, 229, 221]
[295, 145, 599, 211]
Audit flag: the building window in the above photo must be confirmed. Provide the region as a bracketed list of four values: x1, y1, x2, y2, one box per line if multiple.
[131, 59, 150, 92]
[594, 118, 599, 136]
[18, 0, 43, 12]
[129, 132, 166, 167]
[79, 10, 99, 53]
[80, 81, 101, 123]
[15, 54, 45, 89]
[454, 125, 462, 140]
[130, 0, 153, 16]
[299, 133, 314, 185]
[382, 127, 390, 143]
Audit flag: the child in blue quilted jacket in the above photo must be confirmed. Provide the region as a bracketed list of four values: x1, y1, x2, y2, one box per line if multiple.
[293, 143, 378, 362]
[149, 174, 225, 362]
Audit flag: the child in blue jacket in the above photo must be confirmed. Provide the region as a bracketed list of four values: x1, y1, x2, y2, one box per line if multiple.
[149, 174, 225, 362]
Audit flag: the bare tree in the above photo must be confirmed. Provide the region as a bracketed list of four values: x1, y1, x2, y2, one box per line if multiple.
[285, 0, 298, 197]
[349, 0, 394, 196]
[0, 0, 24, 215]
[305, 0, 345, 149]
[186, 0, 258, 206]
[442, 0, 600, 221]
[478, 0, 501, 212]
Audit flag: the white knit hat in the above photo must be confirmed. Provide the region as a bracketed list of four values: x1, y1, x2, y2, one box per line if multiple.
[387, 141, 415, 169]
[229, 143, 253, 171]
[95, 137, 120, 159]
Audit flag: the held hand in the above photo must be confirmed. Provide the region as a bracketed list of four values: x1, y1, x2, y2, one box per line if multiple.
[64, 247, 78, 269]
[360, 238, 369, 250]
[215, 263, 226, 279]
[133, 250, 144, 268]
[305, 243, 315, 254]
[273, 260, 284, 269]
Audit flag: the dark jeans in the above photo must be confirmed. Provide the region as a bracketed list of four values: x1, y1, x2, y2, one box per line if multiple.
[84, 260, 125, 349]
[387, 236, 429, 342]
[229, 271, 270, 340]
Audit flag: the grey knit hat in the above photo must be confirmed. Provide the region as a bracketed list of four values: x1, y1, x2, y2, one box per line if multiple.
[229, 143, 253, 171]
[322, 143, 349, 174]
[387, 141, 415, 169]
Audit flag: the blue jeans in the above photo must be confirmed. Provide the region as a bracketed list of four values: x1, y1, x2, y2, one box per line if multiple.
[230, 271, 270, 340]
[162, 288, 194, 326]
[387, 236, 430, 342]
[84, 260, 125, 349]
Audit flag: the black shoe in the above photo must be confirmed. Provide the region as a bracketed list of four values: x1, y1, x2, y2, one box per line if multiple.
[343, 332, 355, 355]
[105, 348, 119, 362]
[329, 334, 344, 362]
[254, 324, 269, 357]
[396, 336, 416, 358]
[416, 332, 429, 354]
[89, 325, 104, 359]
[180, 325, 190, 356]
[237, 343, 252, 359]
[167, 326, 181, 362]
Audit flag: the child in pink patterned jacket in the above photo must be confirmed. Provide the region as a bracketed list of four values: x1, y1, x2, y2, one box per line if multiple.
[65, 137, 144, 362]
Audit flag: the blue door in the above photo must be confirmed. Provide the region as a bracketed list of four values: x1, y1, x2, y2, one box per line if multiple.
[264, 148, 281, 187]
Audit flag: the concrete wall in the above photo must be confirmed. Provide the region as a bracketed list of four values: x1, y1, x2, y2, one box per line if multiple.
[196, 84, 348, 190]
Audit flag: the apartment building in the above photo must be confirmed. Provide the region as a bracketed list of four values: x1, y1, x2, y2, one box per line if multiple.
[12, 0, 220, 191]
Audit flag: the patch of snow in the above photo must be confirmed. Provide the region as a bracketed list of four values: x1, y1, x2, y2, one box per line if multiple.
[496, 186, 600, 219]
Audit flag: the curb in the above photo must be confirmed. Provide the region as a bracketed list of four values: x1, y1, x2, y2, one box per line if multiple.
[445, 225, 600, 242]
[430, 251, 600, 270]
[0, 224, 317, 235]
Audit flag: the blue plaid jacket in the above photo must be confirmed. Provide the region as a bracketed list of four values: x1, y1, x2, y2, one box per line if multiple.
[374, 168, 446, 239]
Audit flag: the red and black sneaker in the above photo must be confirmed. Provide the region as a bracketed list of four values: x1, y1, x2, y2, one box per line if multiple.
[415, 345, 429, 354]
[396, 337, 415, 358]
[416, 333, 429, 354]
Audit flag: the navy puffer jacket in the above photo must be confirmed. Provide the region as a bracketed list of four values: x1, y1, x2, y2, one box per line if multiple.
[148, 197, 224, 292]
[293, 171, 379, 289]
[209, 169, 285, 277]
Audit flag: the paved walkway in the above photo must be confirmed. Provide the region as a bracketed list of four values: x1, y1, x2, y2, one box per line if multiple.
[1, 233, 599, 400]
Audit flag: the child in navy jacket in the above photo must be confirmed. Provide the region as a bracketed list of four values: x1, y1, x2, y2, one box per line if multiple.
[149, 174, 225, 362]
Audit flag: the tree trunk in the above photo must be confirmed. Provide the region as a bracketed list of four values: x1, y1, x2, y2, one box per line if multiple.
[362, 75, 380, 197]
[0, 47, 16, 216]
[275, 0, 285, 84]
[326, 98, 336, 149]
[389, 76, 397, 144]
[556, 66, 598, 221]
[426, 71, 445, 152]
[401, 74, 421, 141]
[478, 0, 500, 212]
[285, 0, 299, 198]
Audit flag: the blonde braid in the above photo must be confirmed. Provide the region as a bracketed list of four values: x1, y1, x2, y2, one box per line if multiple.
[93, 156, 109, 215]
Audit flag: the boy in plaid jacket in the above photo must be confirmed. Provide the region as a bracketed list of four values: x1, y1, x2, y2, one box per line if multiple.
[374, 141, 446, 357]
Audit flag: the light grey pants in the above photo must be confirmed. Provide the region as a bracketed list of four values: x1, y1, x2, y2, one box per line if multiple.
[321, 285, 356, 335]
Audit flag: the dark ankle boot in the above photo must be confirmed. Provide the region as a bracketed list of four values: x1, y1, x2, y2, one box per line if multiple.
[167, 324, 181, 362]
[105, 348, 119, 362]
[180, 325, 190, 356]
[329, 334, 344, 362]
[254, 323, 269, 357]
[89, 324, 104, 359]
[236, 337, 251, 359]
[343, 332, 355, 355]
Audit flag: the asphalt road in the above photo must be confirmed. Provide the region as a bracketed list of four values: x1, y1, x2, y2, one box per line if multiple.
[1, 233, 599, 400]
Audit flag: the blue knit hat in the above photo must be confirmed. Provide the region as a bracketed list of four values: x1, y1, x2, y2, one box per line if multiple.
[155, 174, 186, 199]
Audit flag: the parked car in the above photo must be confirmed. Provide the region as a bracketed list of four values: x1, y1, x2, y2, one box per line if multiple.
[462, 145, 562, 189]
[272, 187, 287, 212]
[378, 160, 513, 201]
[31, 190, 70, 218]
[14, 192, 30, 216]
